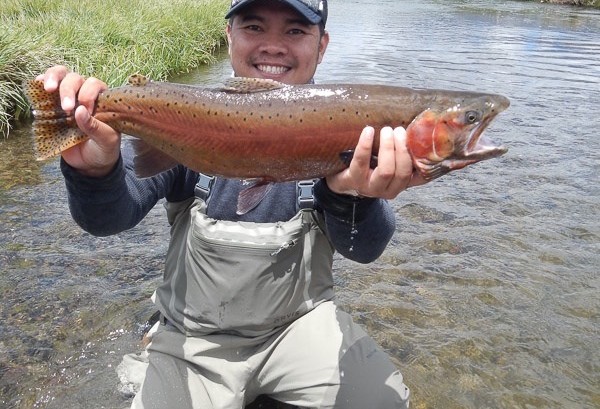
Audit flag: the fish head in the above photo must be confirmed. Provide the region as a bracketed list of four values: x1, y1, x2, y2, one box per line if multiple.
[406, 94, 510, 180]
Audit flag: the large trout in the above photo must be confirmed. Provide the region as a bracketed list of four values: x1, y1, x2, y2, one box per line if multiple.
[24, 75, 509, 183]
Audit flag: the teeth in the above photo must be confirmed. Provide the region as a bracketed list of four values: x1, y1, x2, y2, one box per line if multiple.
[257, 65, 288, 74]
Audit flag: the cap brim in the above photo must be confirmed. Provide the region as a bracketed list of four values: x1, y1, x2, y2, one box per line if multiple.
[225, 0, 323, 25]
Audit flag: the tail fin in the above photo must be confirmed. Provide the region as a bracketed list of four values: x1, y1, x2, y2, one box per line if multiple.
[22, 79, 89, 160]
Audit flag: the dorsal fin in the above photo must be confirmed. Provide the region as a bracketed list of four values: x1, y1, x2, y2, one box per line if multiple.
[128, 74, 149, 86]
[221, 77, 285, 94]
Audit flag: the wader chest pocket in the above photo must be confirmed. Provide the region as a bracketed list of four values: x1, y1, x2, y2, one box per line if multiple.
[183, 210, 312, 332]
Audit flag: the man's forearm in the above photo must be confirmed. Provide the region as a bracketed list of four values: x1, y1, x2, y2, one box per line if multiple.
[61, 156, 163, 236]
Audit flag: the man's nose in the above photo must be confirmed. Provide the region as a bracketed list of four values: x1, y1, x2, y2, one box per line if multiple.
[257, 33, 288, 55]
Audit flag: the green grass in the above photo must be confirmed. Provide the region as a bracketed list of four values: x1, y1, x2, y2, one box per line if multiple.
[0, 0, 229, 137]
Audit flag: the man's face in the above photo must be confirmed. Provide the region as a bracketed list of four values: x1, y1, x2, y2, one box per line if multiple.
[226, 0, 329, 85]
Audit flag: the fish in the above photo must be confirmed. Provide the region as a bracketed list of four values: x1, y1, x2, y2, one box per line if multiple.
[24, 75, 509, 210]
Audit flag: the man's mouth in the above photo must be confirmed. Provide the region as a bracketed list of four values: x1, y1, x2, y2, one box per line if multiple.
[256, 64, 290, 75]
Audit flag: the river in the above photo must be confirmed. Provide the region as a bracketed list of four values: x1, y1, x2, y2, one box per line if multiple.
[1, 0, 599, 408]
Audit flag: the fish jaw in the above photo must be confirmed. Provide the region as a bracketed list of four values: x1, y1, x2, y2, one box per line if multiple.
[406, 94, 509, 180]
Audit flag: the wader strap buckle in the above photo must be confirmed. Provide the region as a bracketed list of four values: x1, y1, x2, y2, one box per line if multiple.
[297, 179, 316, 210]
[194, 173, 215, 202]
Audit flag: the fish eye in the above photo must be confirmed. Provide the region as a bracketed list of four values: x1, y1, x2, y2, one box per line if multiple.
[465, 110, 480, 124]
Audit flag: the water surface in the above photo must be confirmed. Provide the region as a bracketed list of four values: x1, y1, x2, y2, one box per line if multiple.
[1, 1, 599, 408]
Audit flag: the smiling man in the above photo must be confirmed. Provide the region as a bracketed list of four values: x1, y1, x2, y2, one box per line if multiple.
[38, 0, 419, 408]
[226, 0, 329, 84]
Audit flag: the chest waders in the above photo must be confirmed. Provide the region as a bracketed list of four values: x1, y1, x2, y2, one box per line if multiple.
[153, 175, 335, 337]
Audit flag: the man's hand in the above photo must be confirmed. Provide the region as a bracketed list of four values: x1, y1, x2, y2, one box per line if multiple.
[326, 126, 427, 199]
[37, 65, 121, 178]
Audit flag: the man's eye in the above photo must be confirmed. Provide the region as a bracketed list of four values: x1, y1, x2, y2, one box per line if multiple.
[288, 29, 305, 35]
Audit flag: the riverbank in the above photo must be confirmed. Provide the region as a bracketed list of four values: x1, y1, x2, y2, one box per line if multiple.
[0, 0, 229, 137]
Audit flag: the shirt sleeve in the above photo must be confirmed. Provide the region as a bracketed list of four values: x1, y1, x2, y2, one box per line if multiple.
[60, 153, 186, 236]
[314, 179, 396, 264]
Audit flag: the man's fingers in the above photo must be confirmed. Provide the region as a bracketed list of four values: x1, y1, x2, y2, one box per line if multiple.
[58, 72, 86, 112]
[77, 77, 108, 113]
[325, 125, 425, 198]
[373, 126, 396, 175]
[393, 126, 413, 178]
[348, 126, 376, 175]
[75, 105, 120, 141]
[37, 65, 69, 91]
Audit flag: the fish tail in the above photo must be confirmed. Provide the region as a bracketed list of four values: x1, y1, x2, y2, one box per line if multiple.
[22, 79, 89, 161]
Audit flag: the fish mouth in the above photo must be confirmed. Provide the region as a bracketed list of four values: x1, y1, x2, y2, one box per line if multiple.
[465, 95, 510, 159]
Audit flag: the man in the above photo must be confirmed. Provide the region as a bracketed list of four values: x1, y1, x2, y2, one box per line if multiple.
[39, 0, 424, 407]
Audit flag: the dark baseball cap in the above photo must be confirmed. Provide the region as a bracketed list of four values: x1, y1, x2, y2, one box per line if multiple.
[225, 0, 328, 26]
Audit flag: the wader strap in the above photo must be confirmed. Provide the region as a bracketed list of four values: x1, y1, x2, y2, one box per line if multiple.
[194, 173, 315, 210]
[194, 173, 216, 203]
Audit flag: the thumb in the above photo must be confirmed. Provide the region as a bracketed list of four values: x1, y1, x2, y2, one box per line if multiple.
[74, 105, 121, 147]
[74, 105, 100, 137]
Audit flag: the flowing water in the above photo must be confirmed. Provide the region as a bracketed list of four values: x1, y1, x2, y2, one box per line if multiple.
[1, 0, 599, 408]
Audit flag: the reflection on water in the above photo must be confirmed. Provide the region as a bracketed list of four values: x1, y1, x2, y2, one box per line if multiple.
[1, 1, 599, 408]
[0, 127, 43, 190]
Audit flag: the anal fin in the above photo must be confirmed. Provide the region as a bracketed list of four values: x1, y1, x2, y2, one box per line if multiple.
[236, 181, 274, 215]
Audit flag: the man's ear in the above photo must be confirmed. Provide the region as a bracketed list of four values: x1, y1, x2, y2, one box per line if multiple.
[318, 30, 330, 64]
[226, 23, 233, 56]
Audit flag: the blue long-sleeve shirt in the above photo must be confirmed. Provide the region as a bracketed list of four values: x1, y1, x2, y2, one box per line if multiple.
[61, 150, 396, 264]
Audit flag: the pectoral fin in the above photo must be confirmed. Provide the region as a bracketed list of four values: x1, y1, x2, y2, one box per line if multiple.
[126, 137, 179, 178]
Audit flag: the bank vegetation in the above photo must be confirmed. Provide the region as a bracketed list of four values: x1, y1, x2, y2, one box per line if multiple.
[537, 0, 600, 5]
[0, 0, 228, 137]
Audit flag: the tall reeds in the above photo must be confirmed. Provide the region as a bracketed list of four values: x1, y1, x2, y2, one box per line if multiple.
[0, 0, 228, 137]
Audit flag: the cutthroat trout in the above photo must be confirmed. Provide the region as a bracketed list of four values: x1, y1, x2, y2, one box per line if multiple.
[24, 75, 509, 183]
